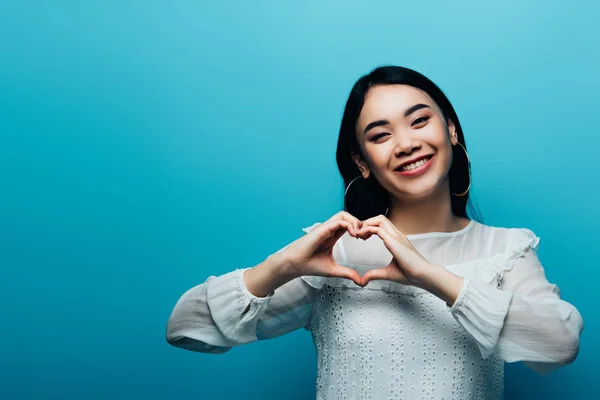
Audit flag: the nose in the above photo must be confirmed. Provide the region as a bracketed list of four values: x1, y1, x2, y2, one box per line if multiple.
[393, 133, 421, 157]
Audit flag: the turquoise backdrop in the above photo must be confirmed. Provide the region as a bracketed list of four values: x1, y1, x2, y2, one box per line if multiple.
[1, 1, 597, 399]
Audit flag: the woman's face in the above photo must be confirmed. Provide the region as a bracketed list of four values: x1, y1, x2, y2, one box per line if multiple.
[354, 84, 458, 200]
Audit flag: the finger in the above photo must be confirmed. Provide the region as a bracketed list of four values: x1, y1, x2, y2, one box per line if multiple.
[329, 265, 363, 287]
[356, 226, 374, 241]
[358, 216, 396, 236]
[357, 224, 394, 242]
[360, 268, 391, 286]
[333, 211, 362, 236]
[359, 214, 388, 227]
[334, 215, 357, 236]
[331, 220, 352, 241]
[309, 220, 349, 250]
[338, 210, 362, 232]
[361, 262, 410, 286]
[361, 216, 391, 230]
[320, 219, 353, 239]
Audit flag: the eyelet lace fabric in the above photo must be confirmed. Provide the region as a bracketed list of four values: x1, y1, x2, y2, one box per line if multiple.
[308, 283, 505, 399]
[295, 220, 577, 399]
[166, 219, 583, 400]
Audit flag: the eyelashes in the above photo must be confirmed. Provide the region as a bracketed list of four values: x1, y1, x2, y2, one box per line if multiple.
[371, 132, 387, 141]
[411, 116, 430, 126]
[369, 116, 431, 142]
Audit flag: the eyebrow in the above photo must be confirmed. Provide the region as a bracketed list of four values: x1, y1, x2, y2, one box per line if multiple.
[363, 103, 431, 135]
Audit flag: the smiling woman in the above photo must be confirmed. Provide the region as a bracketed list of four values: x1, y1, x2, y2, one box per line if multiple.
[166, 66, 584, 400]
[339, 66, 475, 228]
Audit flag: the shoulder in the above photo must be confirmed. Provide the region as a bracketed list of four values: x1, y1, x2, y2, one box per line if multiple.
[442, 221, 544, 284]
[469, 220, 541, 254]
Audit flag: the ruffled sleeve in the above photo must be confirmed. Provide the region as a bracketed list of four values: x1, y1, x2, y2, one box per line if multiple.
[447, 228, 584, 375]
[166, 235, 318, 353]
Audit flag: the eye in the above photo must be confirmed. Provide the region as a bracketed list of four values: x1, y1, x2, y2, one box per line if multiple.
[411, 116, 430, 127]
[369, 132, 388, 142]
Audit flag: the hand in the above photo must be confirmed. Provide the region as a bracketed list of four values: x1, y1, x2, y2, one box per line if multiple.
[281, 211, 364, 287]
[354, 214, 434, 288]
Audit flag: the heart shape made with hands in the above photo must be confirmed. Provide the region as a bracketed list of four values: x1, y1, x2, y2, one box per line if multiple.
[325, 215, 433, 289]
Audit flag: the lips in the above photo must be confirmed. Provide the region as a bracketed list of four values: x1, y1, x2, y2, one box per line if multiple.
[395, 154, 434, 171]
[394, 155, 435, 176]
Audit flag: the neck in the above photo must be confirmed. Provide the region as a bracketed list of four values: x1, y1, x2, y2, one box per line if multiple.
[386, 181, 466, 236]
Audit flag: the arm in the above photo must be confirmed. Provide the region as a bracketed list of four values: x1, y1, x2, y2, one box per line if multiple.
[165, 247, 317, 354]
[421, 243, 583, 375]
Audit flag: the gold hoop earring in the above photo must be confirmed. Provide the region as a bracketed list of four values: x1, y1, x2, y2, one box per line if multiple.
[451, 142, 471, 197]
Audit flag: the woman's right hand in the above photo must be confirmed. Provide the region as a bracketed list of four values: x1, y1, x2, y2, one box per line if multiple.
[280, 211, 364, 287]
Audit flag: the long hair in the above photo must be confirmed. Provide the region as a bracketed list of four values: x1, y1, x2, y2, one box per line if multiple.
[336, 65, 483, 222]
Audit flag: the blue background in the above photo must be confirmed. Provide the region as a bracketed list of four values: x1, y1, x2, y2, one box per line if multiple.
[1, 1, 597, 399]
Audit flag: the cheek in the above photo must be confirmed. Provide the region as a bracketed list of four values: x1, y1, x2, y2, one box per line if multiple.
[424, 122, 449, 145]
[424, 127, 452, 160]
[434, 145, 454, 177]
[366, 147, 392, 167]
[423, 128, 453, 171]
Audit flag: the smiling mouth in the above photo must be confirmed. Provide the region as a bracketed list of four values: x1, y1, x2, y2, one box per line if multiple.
[395, 155, 433, 172]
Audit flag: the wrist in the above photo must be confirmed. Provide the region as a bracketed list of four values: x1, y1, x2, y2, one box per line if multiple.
[268, 252, 300, 281]
[419, 264, 465, 307]
[243, 254, 298, 298]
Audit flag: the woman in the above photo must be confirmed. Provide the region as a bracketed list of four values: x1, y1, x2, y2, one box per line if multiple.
[166, 66, 584, 399]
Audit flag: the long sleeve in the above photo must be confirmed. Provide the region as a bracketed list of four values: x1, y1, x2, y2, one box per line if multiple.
[166, 245, 317, 354]
[447, 235, 584, 375]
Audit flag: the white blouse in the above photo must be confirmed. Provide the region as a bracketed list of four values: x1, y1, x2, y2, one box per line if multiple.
[166, 219, 584, 400]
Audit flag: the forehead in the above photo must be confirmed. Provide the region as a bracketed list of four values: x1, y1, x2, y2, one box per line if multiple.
[357, 84, 436, 128]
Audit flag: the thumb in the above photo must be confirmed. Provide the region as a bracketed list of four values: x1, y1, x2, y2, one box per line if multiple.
[328, 265, 363, 287]
[362, 260, 413, 287]
[360, 267, 391, 287]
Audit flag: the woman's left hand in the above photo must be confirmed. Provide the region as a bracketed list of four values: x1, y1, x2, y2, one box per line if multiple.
[354, 214, 435, 288]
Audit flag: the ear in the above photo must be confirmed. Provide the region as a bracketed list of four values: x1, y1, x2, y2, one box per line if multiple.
[447, 119, 458, 145]
[351, 152, 370, 178]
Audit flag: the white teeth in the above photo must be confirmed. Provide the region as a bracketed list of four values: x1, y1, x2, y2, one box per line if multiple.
[400, 156, 431, 171]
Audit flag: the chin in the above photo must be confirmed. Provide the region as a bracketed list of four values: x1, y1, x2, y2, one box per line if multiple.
[390, 176, 445, 199]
